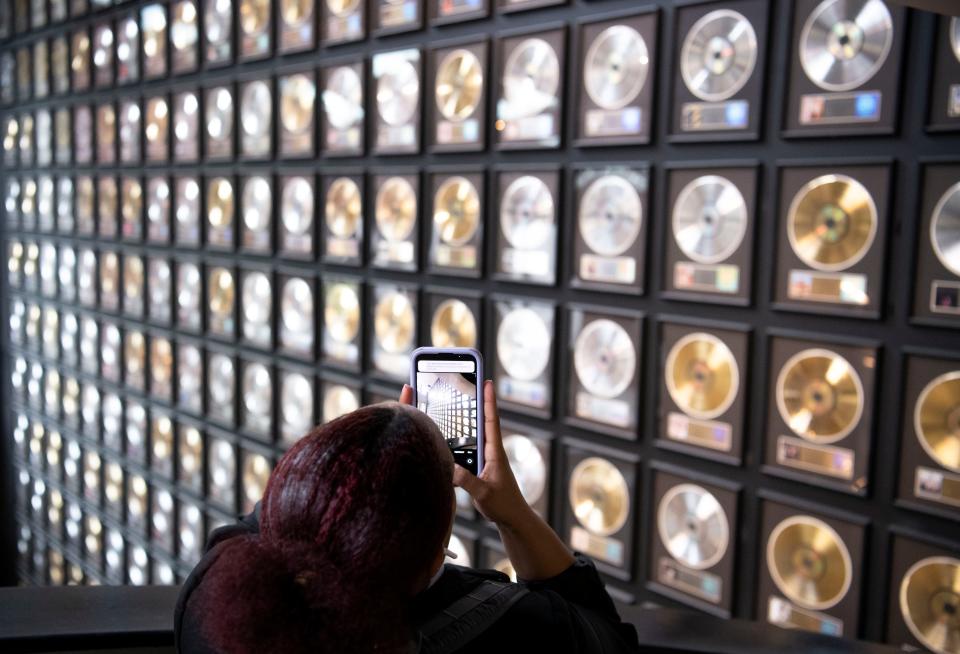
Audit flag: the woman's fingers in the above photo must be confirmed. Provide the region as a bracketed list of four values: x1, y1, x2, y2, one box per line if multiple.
[398, 384, 414, 406]
[483, 380, 506, 465]
[452, 464, 484, 496]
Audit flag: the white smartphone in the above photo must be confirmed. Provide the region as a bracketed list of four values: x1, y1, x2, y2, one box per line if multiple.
[410, 347, 484, 475]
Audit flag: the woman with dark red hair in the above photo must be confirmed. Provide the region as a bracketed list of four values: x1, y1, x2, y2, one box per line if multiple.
[174, 382, 640, 653]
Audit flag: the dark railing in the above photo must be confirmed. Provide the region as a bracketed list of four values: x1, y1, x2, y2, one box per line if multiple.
[0, 585, 903, 654]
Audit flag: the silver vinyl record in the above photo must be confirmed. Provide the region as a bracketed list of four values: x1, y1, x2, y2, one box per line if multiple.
[242, 363, 272, 416]
[931, 181, 960, 277]
[241, 81, 272, 138]
[377, 60, 419, 127]
[496, 308, 551, 382]
[207, 87, 234, 141]
[281, 373, 313, 432]
[281, 278, 313, 335]
[503, 38, 560, 118]
[281, 177, 314, 236]
[242, 176, 272, 233]
[573, 319, 636, 399]
[584, 25, 649, 110]
[503, 434, 546, 506]
[681, 9, 758, 102]
[500, 176, 554, 250]
[241, 272, 271, 325]
[657, 483, 729, 570]
[799, 0, 893, 92]
[672, 175, 748, 264]
[578, 174, 642, 257]
[324, 66, 363, 131]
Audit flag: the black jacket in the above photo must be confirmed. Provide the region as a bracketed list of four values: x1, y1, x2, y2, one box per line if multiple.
[174, 509, 640, 653]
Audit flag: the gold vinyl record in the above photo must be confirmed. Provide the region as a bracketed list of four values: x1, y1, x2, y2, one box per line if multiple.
[325, 177, 361, 238]
[326, 0, 360, 18]
[915, 372, 960, 473]
[500, 175, 554, 250]
[375, 177, 416, 242]
[242, 454, 271, 505]
[503, 38, 560, 118]
[208, 178, 235, 227]
[281, 0, 312, 24]
[503, 434, 546, 506]
[374, 292, 415, 354]
[776, 348, 864, 444]
[787, 174, 877, 272]
[209, 268, 235, 317]
[324, 283, 360, 343]
[900, 556, 960, 654]
[280, 74, 316, 134]
[569, 457, 630, 537]
[573, 319, 636, 399]
[584, 25, 648, 111]
[376, 59, 419, 127]
[578, 174, 642, 258]
[496, 307, 551, 382]
[430, 299, 477, 349]
[240, 0, 270, 35]
[665, 332, 739, 420]
[323, 384, 359, 422]
[799, 0, 893, 92]
[434, 176, 480, 246]
[766, 515, 852, 611]
[436, 49, 483, 122]
[681, 9, 757, 102]
[123, 257, 144, 299]
[657, 483, 729, 570]
[145, 99, 168, 144]
[931, 182, 960, 278]
[323, 66, 363, 131]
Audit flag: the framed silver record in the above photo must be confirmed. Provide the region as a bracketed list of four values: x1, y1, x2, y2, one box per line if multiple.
[205, 0, 232, 65]
[429, 41, 488, 152]
[500, 421, 551, 518]
[170, 0, 200, 73]
[117, 15, 140, 83]
[240, 175, 273, 253]
[278, 273, 316, 356]
[144, 95, 170, 162]
[147, 179, 172, 238]
[148, 257, 173, 323]
[93, 23, 113, 87]
[141, 4, 168, 79]
[914, 165, 960, 324]
[928, 16, 960, 129]
[176, 259, 203, 332]
[321, 61, 364, 155]
[207, 263, 236, 338]
[492, 296, 555, 416]
[577, 13, 656, 146]
[173, 91, 200, 161]
[206, 176, 236, 249]
[240, 79, 273, 158]
[785, 0, 904, 135]
[494, 168, 559, 285]
[566, 305, 642, 438]
[370, 283, 417, 380]
[206, 85, 235, 160]
[177, 338, 205, 414]
[321, 0, 365, 45]
[371, 172, 419, 270]
[207, 350, 237, 426]
[241, 358, 273, 439]
[119, 100, 142, 163]
[496, 29, 564, 149]
[278, 174, 315, 257]
[373, 49, 422, 154]
[428, 170, 483, 276]
[240, 267, 273, 348]
[279, 366, 315, 446]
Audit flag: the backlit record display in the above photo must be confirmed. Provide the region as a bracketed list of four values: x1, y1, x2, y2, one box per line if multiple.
[672, 175, 748, 264]
[665, 333, 739, 420]
[776, 348, 864, 444]
[657, 483, 729, 570]
[787, 174, 877, 272]
[681, 9, 757, 102]
[573, 319, 636, 399]
[496, 308, 550, 383]
[578, 174, 642, 258]
[915, 372, 960, 473]
[436, 48, 483, 122]
[798, 0, 892, 93]
[899, 556, 960, 654]
[931, 182, 960, 277]
[767, 515, 852, 610]
[584, 25, 648, 111]
[569, 457, 629, 537]
[430, 299, 477, 349]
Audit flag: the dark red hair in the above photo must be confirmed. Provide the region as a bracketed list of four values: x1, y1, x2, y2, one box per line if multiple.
[196, 404, 455, 653]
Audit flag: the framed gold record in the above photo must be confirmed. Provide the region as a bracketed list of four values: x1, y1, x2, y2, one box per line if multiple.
[369, 282, 417, 380]
[321, 0, 365, 45]
[775, 164, 890, 318]
[280, 72, 316, 157]
[765, 335, 877, 495]
[428, 170, 483, 276]
[239, 0, 272, 60]
[371, 172, 418, 271]
[320, 172, 363, 264]
[428, 40, 488, 152]
[279, 0, 316, 53]
[322, 276, 362, 369]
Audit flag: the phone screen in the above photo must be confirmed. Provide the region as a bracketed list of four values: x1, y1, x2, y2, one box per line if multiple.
[415, 357, 479, 473]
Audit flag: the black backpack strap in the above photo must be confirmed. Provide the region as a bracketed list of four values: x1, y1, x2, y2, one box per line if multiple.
[417, 580, 529, 654]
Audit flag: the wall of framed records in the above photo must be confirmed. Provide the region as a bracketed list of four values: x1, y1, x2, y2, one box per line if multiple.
[2, 0, 960, 651]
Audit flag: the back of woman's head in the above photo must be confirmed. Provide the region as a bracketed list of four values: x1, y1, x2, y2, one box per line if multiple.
[195, 403, 455, 653]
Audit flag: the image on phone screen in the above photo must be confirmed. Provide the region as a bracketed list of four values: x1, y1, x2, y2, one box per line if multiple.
[415, 358, 478, 473]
